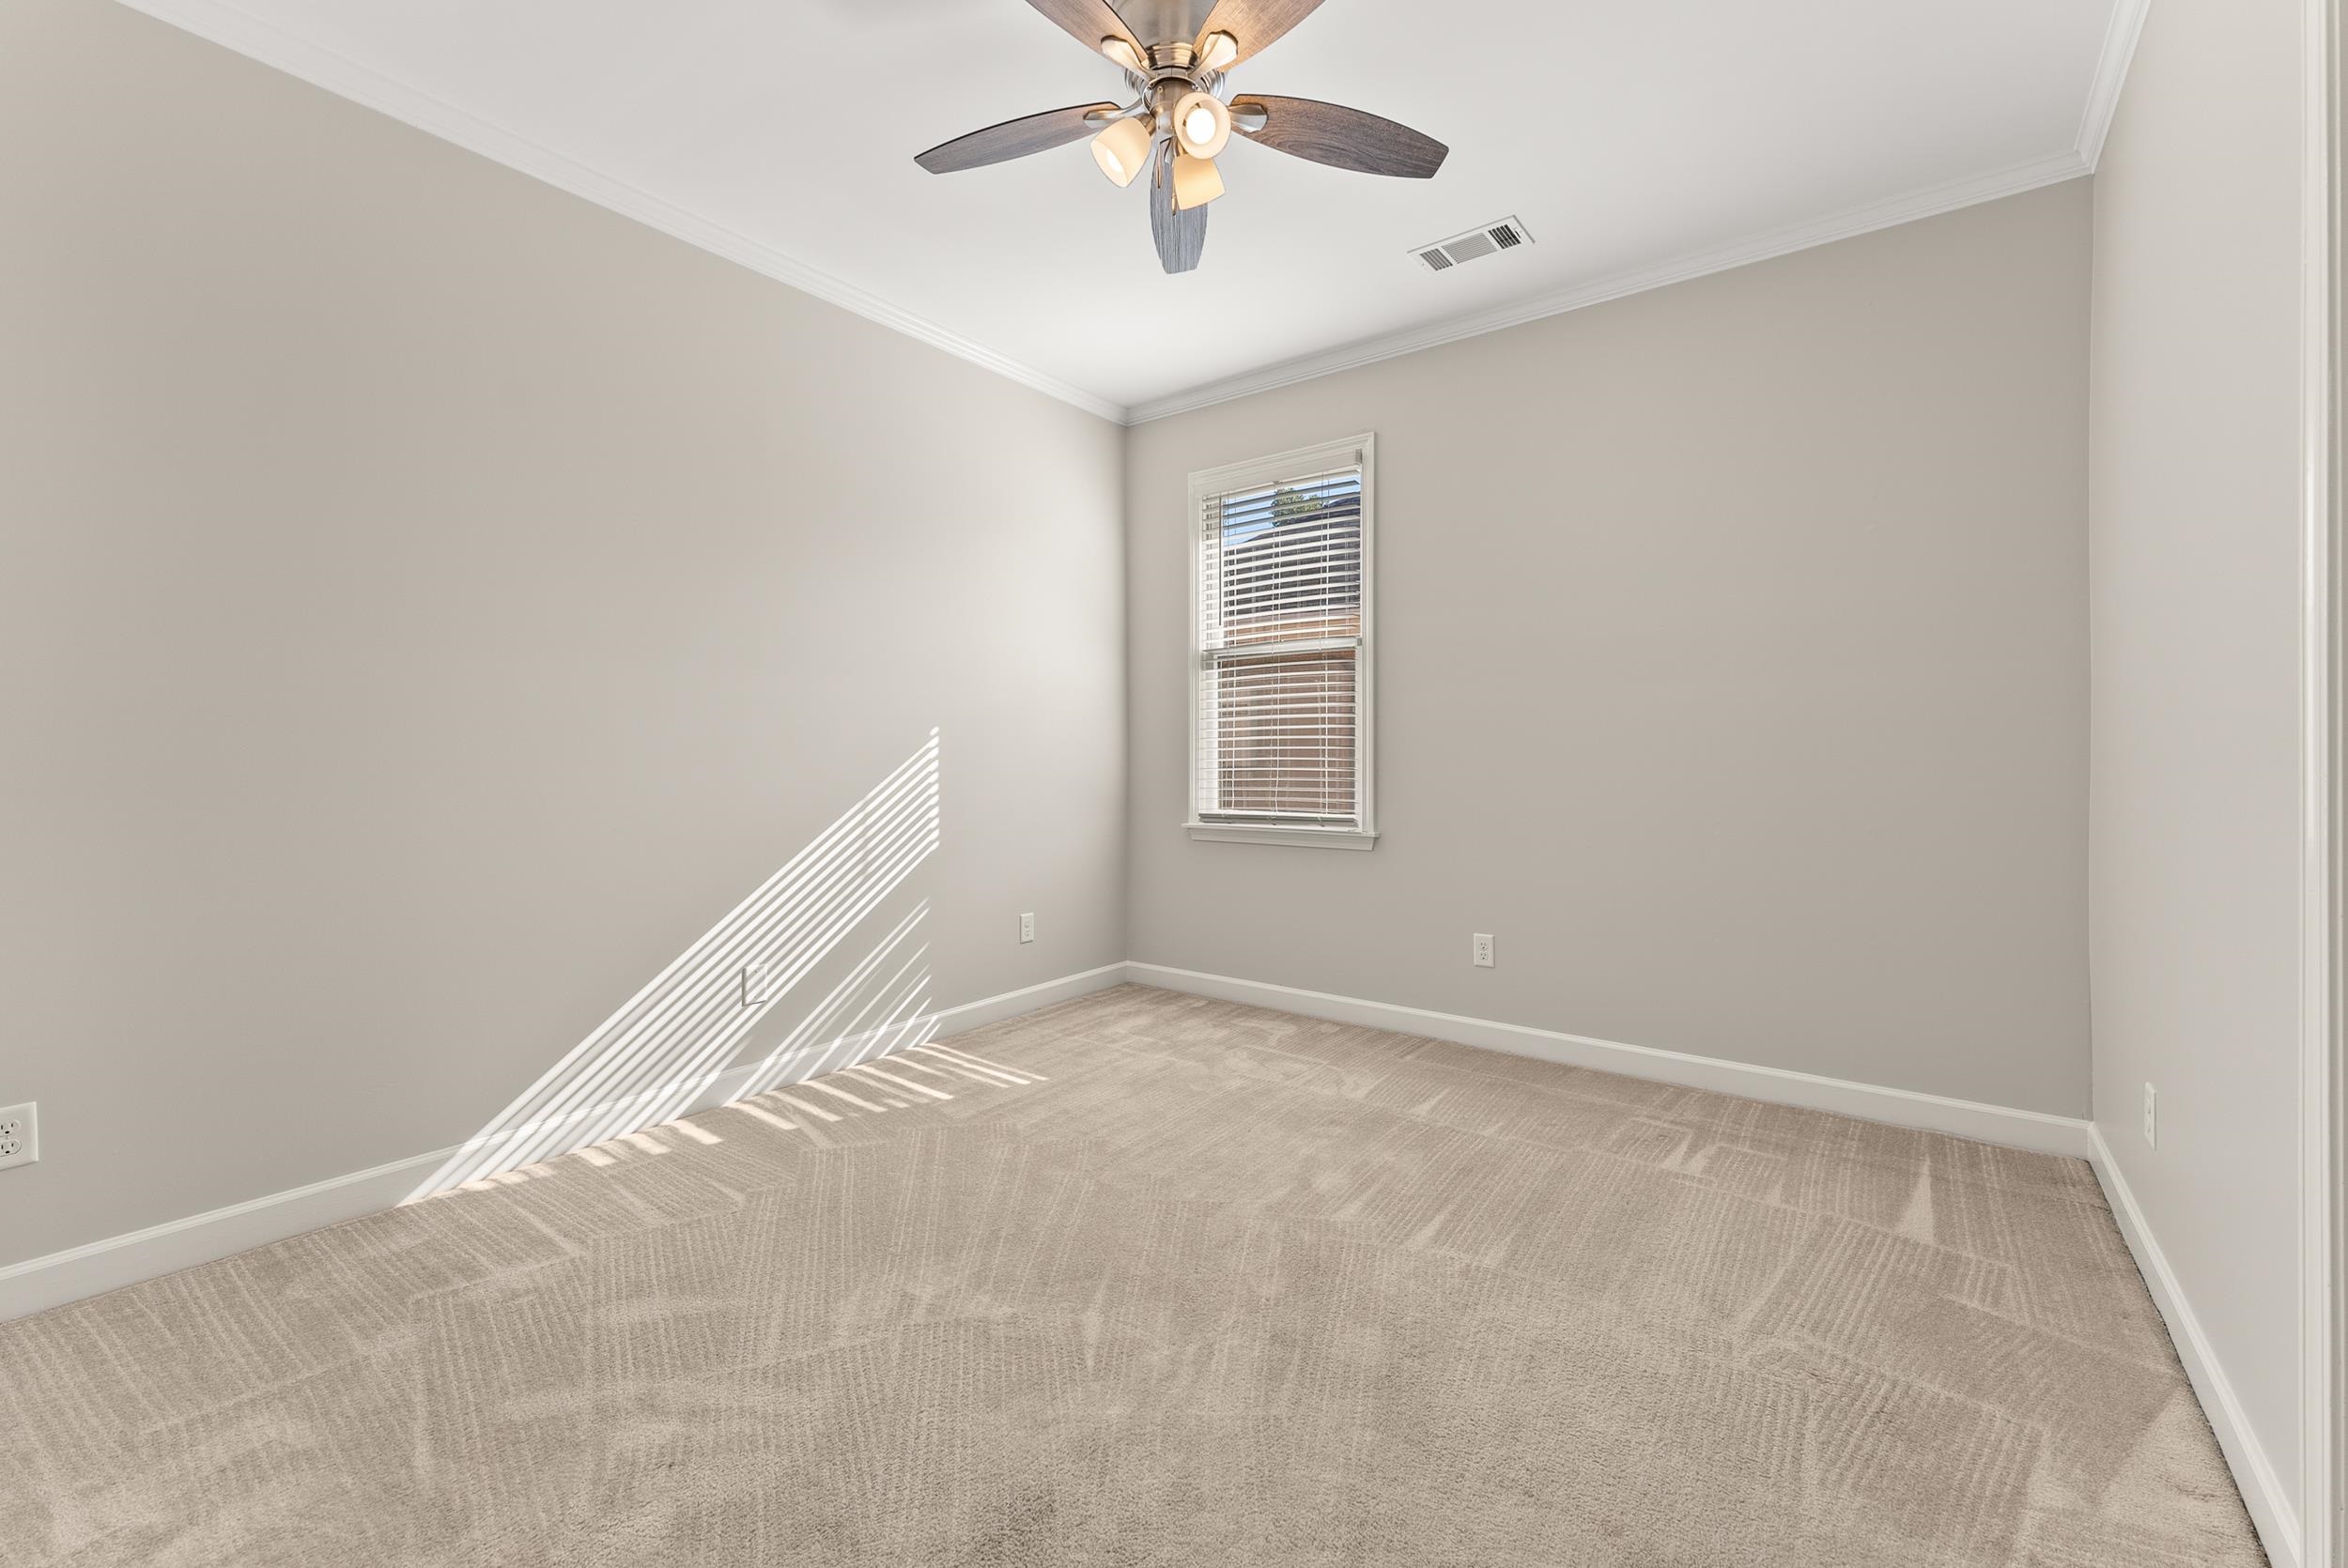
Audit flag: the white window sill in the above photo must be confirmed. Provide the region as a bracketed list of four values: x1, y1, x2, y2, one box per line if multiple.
[1184, 822, 1380, 851]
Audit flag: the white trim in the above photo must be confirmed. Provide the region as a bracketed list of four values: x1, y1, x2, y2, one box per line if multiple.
[2091, 1127, 2306, 1567]
[2078, 0, 2154, 171]
[1184, 823, 1378, 850]
[1122, 962, 2094, 1158]
[403, 957, 1125, 1195]
[0, 1144, 453, 1326]
[2303, 0, 2345, 1559]
[1186, 434, 1377, 843]
[1120, 959, 2312, 1546]
[1124, 151, 2091, 423]
[1205, 634, 1363, 661]
[0, 961, 1126, 1323]
[9, 947, 2309, 1566]
[114, 0, 2131, 430]
[108, 0, 1125, 425]
[687, 957, 1126, 1109]
[1184, 437, 1371, 496]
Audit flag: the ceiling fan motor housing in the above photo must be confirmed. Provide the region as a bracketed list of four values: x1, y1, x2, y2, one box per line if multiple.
[1119, 0, 1225, 52]
[1143, 41, 1199, 79]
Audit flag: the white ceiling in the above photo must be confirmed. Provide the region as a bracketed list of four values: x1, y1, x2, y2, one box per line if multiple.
[131, 0, 2139, 420]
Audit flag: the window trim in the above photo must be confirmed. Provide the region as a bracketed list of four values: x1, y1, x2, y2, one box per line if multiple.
[1184, 433, 1378, 850]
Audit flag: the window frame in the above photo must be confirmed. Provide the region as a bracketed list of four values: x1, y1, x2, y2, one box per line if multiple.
[1184, 433, 1378, 851]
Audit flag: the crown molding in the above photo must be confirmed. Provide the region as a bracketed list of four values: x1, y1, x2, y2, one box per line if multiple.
[112, 0, 1128, 425]
[1123, 148, 2091, 423]
[117, 0, 2141, 431]
[2078, 0, 2155, 171]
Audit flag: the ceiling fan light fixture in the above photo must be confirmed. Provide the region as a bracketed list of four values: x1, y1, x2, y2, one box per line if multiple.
[1173, 90, 1231, 159]
[1171, 151, 1225, 210]
[1089, 115, 1151, 187]
[911, 0, 1450, 274]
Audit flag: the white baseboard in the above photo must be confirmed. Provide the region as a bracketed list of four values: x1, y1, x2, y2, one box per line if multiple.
[7, 955, 2295, 1567]
[1122, 962, 2095, 1159]
[2088, 1127, 2303, 1568]
[676, 957, 1123, 1120]
[0, 961, 1126, 1323]
[406, 959, 1128, 1198]
[0, 1145, 457, 1325]
[1125, 964, 2308, 1554]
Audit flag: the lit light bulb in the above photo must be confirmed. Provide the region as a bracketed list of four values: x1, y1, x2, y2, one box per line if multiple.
[1172, 152, 1224, 210]
[1172, 90, 1231, 159]
[1100, 36, 1144, 73]
[1089, 115, 1151, 188]
[1198, 30, 1239, 71]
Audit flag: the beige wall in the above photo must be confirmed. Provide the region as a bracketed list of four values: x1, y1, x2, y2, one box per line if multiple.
[1127, 182, 2093, 1115]
[0, 0, 1125, 1268]
[21, 21, 2313, 1508]
[2087, 0, 2310, 1528]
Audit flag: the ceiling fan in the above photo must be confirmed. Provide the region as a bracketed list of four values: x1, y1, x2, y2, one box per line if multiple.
[914, 0, 1448, 274]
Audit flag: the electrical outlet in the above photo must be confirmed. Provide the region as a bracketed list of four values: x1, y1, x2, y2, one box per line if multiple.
[0, 1103, 37, 1172]
[1018, 913, 1035, 945]
[742, 961, 780, 1007]
[2142, 1083, 2157, 1148]
[1472, 933, 1494, 968]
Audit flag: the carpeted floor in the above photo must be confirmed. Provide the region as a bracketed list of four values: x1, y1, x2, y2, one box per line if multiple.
[2, 984, 2264, 1566]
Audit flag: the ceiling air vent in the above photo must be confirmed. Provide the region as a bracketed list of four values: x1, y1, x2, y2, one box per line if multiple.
[1413, 216, 1534, 274]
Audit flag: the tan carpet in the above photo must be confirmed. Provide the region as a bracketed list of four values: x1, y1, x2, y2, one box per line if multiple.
[2, 985, 2264, 1566]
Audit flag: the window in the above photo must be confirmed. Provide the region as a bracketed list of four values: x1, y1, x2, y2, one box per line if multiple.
[1188, 436, 1376, 849]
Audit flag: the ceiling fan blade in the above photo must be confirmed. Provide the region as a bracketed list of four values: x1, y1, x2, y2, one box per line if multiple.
[916, 102, 1122, 174]
[1230, 95, 1447, 177]
[1022, 0, 1146, 62]
[1150, 143, 1208, 273]
[1192, 0, 1325, 69]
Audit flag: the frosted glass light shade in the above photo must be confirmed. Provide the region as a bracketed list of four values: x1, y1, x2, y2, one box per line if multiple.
[1172, 152, 1224, 210]
[1090, 116, 1151, 187]
[1172, 91, 1231, 159]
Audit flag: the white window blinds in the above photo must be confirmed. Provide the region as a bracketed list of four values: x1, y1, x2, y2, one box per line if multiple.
[1190, 437, 1375, 844]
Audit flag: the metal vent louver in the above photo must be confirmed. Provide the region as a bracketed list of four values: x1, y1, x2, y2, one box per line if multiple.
[1413, 215, 1534, 273]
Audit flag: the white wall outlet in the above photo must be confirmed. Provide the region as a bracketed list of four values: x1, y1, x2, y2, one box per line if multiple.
[1018, 913, 1035, 945]
[2142, 1083, 2157, 1148]
[1472, 933, 1494, 968]
[0, 1103, 37, 1172]
[742, 961, 780, 1007]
